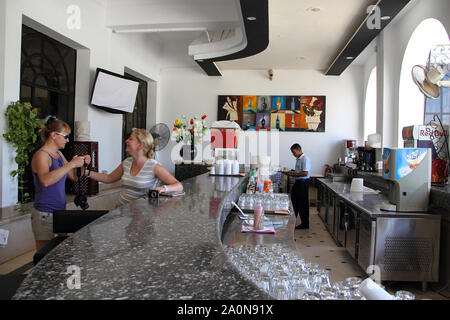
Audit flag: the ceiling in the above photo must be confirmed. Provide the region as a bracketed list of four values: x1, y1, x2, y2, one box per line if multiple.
[105, 0, 414, 74]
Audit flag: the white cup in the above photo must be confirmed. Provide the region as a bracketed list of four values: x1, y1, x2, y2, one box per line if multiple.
[216, 160, 224, 175]
[232, 160, 240, 174]
[350, 178, 364, 192]
[225, 160, 232, 175]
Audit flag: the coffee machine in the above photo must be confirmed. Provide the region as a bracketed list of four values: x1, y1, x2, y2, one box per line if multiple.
[342, 140, 358, 167]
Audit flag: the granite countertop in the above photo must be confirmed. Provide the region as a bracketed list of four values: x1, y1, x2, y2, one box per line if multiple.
[13, 173, 281, 300]
[318, 178, 440, 220]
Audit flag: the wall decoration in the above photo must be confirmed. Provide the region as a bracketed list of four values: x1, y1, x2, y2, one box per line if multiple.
[256, 113, 270, 131]
[218, 95, 326, 132]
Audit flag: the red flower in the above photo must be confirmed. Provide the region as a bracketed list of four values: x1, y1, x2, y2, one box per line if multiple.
[190, 129, 194, 135]
[201, 115, 207, 120]
[190, 119, 194, 125]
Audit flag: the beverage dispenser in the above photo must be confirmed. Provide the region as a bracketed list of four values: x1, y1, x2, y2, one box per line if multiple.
[381, 147, 431, 212]
[402, 125, 449, 184]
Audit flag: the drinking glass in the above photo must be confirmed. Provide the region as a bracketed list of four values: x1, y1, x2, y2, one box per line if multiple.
[301, 291, 322, 300]
[334, 281, 352, 300]
[320, 286, 338, 300]
[395, 290, 415, 300]
[344, 277, 362, 291]
[291, 278, 311, 299]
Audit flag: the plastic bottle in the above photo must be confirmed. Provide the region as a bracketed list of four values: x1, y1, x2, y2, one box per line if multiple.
[254, 205, 265, 230]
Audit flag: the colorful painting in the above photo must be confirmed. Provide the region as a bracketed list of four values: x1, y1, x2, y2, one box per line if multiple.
[257, 96, 271, 113]
[217, 95, 326, 132]
[242, 113, 256, 130]
[256, 113, 270, 131]
[271, 96, 285, 111]
[270, 113, 285, 131]
[243, 96, 257, 112]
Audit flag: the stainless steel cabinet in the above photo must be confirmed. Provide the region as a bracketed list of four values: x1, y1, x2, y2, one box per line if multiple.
[335, 200, 346, 246]
[358, 213, 376, 272]
[327, 190, 336, 237]
[345, 205, 360, 260]
[317, 183, 327, 223]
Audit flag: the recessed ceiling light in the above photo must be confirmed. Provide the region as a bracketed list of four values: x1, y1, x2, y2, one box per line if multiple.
[381, 16, 391, 21]
[346, 56, 354, 60]
[307, 7, 321, 12]
[247, 16, 256, 21]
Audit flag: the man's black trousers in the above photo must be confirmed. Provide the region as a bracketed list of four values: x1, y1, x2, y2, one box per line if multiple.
[291, 178, 310, 226]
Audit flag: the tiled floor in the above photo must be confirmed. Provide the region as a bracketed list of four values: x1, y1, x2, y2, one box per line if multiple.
[0, 250, 35, 275]
[294, 207, 450, 300]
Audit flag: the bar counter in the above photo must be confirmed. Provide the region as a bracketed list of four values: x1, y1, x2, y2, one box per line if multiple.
[13, 173, 296, 300]
[318, 178, 441, 219]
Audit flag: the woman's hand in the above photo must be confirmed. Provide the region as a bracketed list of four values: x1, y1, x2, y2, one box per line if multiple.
[153, 186, 167, 194]
[69, 155, 86, 169]
[82, 154, 91, 166]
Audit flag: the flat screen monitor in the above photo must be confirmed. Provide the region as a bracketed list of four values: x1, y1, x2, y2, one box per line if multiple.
[90, 68, 139, 114]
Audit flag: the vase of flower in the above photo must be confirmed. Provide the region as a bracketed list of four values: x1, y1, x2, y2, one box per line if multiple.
[174, 115, 207, 162]
[306, 110, 322, 130]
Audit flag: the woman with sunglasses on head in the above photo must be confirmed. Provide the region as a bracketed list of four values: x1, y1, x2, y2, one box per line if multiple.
[88, 128, 182, 208]
[31, 116, 91, 250]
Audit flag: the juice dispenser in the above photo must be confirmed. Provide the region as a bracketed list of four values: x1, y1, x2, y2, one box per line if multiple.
[381, 147, 431, 212]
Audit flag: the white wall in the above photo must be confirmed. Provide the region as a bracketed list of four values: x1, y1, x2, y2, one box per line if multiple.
[158, 67, 364, 175]
[373, 0, 450, 148]
[0, 0, 164, 207]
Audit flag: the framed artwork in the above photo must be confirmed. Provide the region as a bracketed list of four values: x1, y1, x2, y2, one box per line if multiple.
[217, 95, 326, 132]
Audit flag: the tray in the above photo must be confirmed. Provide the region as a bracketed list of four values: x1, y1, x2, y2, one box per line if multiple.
[209, 173, 246, 177]
[242, 209, 291, 215]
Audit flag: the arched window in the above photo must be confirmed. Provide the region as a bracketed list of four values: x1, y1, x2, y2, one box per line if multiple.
[364, 67, 377, 141]
[398, 18, 449, 146]
[20, 24, 77, 202]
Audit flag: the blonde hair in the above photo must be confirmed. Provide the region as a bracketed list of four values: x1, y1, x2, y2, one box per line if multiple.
[132, 128, 155, 159]
[39, 116, 71, 142]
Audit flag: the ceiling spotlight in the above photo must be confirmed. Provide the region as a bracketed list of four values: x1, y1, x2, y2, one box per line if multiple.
[247, 16, 256, 21]
[381, 16, 391, 21]
[307, 7, 321, 12]
[346, 56, 354, 60]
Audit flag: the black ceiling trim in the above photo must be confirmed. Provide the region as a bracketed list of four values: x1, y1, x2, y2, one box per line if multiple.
[325, 0, 411, 76]
[195, 0, 269, 76]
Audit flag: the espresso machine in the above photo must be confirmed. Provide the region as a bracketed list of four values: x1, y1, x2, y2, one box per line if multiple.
[342, 140, 358, 167]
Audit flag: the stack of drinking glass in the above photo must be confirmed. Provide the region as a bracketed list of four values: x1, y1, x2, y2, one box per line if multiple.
[223, 243, 415, 300]
[238, 193, 290, 212]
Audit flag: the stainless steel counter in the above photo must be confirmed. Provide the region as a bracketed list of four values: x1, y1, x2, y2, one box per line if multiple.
[317, 178, 441, 285]
[318, 178, 440, 220]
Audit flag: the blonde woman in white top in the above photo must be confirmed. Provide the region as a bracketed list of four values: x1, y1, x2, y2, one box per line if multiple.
[88, 128, 182, 207]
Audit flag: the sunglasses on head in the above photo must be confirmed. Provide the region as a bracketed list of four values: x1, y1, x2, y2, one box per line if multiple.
[55, 132, 70, 139]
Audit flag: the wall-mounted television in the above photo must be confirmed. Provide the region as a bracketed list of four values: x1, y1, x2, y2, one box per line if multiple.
[90, 68, 139, 114]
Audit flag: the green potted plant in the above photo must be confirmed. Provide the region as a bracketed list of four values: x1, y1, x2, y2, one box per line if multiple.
[3, 101, 44, 204]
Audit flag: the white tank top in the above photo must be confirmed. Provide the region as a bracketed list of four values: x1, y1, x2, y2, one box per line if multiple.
[118, 157, 160, 206]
